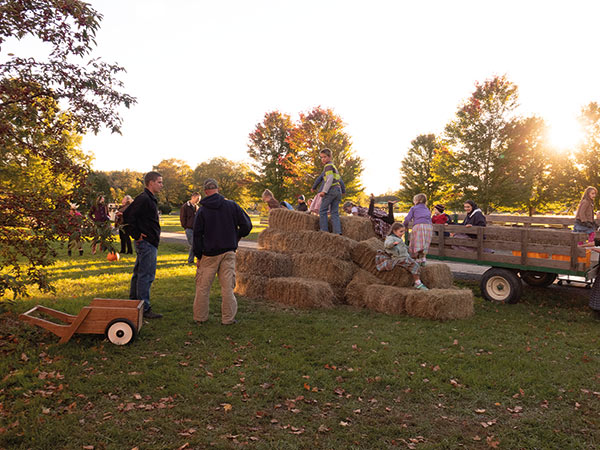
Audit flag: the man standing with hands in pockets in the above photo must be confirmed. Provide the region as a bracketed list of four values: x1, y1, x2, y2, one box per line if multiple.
[123, 171, 164, 319]
[193, 179, 252, 325]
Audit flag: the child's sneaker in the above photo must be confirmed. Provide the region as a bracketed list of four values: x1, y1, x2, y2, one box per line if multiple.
[414, 282, 429, 290]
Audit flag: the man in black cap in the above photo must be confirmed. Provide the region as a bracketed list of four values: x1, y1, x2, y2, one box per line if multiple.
[192, 178, 252, 325]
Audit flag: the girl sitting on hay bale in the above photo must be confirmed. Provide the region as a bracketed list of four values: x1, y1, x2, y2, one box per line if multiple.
[262, 189, 293, 210]
[403, 193, 433, 265]
[342, 194, 396, 239]
[376, 223, 428, 290]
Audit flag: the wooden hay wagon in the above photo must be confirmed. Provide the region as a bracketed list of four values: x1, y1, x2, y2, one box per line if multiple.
[411, 215, 594, 304]
[20, 299, 144, 345]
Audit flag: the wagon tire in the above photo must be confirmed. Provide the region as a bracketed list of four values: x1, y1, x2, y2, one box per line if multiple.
[520, 271, 557, 288]
[105, 319, 137, 345]
[480, 268, 522, 304]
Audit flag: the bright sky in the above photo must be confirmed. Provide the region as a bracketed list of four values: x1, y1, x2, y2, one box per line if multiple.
[7, 0, 600, 194]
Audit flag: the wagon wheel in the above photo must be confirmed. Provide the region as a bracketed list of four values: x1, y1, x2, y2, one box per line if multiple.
[105, 319, 137, 345]
[480, 268, 522, 304]
[519, 271, 557, 288]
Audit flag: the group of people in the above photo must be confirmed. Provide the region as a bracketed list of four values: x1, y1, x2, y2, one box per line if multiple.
[574, 186, 600, 318]
[80, 162, 600, 323]
[121, 172, 252, 322]
[259, 147, 491, 291]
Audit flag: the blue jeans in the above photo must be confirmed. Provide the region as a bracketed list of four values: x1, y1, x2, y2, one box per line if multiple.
[573, 223, 595, 234]
[185, 228, 194, 263]
[129, 240, 158, 311]
[319, 185, 342, 234]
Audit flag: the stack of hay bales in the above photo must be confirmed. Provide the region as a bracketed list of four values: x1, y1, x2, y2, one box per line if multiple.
[236, 208, 474, 320]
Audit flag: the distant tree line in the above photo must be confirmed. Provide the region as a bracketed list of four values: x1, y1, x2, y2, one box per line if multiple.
[398, 75, 599, 215]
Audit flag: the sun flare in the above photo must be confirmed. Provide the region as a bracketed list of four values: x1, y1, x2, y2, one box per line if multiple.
[546, 117, 583, 152]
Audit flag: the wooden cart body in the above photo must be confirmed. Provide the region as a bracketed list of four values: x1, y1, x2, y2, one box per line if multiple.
[20, 299, 144, 344]
[406, 215, 594, 303]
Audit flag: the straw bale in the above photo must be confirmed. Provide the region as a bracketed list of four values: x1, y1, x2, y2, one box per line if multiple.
[258, 228, 357, 261]
[344, 269, 383, 307]
[405, 289, 474, 320]
[269, 208, 319, 231]
[339, 216, 378, 242]
[364, 285, 413, 315]
[351, 238, 413, 287]
[234, 272, 267, 299]
[264, 277, 335, 309]
[291, 253, 356, 286]
[420, 263, 453, 289]
[235, 247, 292, 277]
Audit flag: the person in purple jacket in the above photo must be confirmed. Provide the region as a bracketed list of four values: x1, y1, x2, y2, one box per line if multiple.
[403, 193, 433, 265]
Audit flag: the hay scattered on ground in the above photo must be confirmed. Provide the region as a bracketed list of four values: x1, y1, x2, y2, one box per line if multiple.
[344, 269, 383, 307]
[339, 216, 377, 242]
[234, 272, 267, 299]
[236, 248, 292, 277]
[351, 238, 413, 287]
[420, 263, 453, 289]
[264, 277, 335, 309]
[405, 289, 474, 320]
[269, 208, 319, 231]
[364, 285, 413, 315]
[259, 228, 357, 261]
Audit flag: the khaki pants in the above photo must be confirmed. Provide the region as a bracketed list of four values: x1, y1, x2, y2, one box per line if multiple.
[193, 251, 237, 324]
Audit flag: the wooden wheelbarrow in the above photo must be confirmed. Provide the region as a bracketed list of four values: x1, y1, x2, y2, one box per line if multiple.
[19, 299, 144, 345]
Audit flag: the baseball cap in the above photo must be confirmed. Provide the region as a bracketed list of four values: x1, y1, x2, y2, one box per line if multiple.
[203, 178, 219, 190]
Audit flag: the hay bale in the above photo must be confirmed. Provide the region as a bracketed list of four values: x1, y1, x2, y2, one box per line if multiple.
[269, 208, 319, 231]
[258, 228, 357, 261]
[344, 269, 383, 307]
[420, 263, 453, 289]
[264, 277, 335, 309]
[351, 238, 413, 287]
[291, 254, 356, 286]
[236, 248, 292, 277]
[405, 289, 474, 320]
[339, 215, 378, 242]
[234, 272, 267, 299]
[364, 285, 413, 315]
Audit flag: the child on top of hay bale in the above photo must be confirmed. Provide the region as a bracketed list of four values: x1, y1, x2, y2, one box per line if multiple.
[342, 193, 396, 239]
[403, 193, 433, 265]
[262, 189, 293, 210]
[376, 222, 429, 290]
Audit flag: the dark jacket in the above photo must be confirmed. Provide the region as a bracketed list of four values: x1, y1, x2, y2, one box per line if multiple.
[296, 202, 308, 212]
[462, 208, 486, 227]
[193, 193, 252, 258]
[180, 201, 198, 229]
[122, 188, 161, 248]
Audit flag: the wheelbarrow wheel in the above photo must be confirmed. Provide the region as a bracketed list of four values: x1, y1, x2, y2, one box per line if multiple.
[105, 319, 137, 345]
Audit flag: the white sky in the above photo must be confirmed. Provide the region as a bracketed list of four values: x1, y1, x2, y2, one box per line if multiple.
[6, 0, 600, 194]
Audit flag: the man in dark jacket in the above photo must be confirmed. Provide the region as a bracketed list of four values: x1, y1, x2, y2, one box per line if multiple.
[123, 171, 164, 319]
[193, 178, 252, 325]
[180, 192, 200, 263]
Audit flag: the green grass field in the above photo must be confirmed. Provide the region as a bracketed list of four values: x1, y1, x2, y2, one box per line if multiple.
[1, 241, 599, 449]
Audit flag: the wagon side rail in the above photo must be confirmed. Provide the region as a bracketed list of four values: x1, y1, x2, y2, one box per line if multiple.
[19, 306, 91, 343]
[421, 224, 590, 276]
